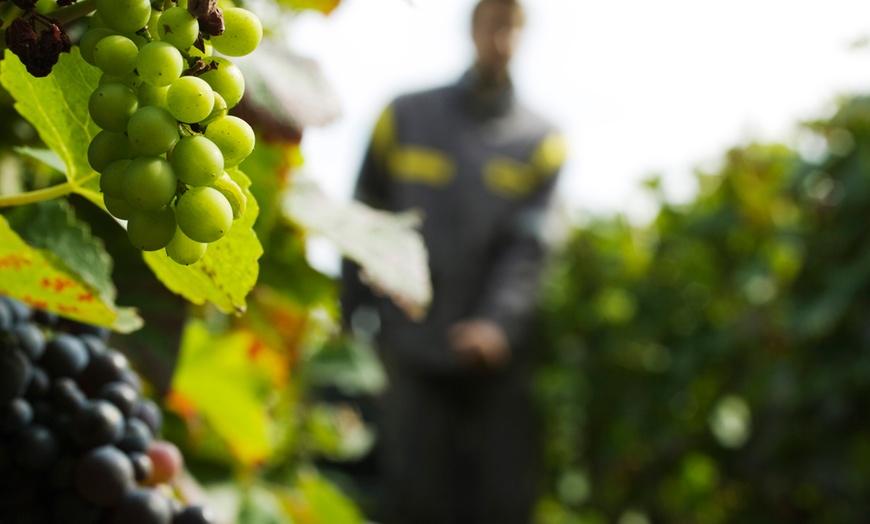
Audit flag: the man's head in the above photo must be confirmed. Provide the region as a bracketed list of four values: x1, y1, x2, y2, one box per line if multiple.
[471, 0, 525, 85]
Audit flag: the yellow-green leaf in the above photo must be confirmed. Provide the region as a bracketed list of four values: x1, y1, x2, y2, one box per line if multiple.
[0, 48, 103, 205]
[143, 168, 263, 314]
[0, 213, 142, 332]
[171, 320, 272, 466]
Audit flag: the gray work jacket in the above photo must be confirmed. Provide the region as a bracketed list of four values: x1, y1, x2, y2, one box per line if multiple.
[342, 70, 566, 375]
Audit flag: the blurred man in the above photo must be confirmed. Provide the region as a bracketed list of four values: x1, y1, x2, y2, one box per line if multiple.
[341, 0, 565, 522]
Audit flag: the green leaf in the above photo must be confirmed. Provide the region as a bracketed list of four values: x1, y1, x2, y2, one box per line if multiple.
[0, 48, 103, 205]
[283, 176, 431, 320]
[275, 472, 365, 524]
[143, 168, 263, 314]
[0, 209, 142, 332]
[171, 320, 272, 466]
[14, 146, 66, 174]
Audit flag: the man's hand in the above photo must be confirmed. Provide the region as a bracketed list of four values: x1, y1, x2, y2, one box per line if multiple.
[449, 319, 510, 370]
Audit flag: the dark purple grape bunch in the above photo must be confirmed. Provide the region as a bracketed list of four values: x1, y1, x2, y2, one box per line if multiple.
[1, 0, 73, 77]
[0, 296, 215, 524]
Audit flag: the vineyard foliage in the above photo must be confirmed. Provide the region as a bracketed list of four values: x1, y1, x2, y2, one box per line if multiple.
[535, 95, 870, 523]
[0, 0, 428, 521]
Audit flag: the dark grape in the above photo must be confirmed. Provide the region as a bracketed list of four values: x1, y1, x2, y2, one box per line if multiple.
[40, 334, 89, 378]
[0, 398, 33, 436]
[80, 348, 130, 394]
[173, 506, 217, 524]
[71, 400, 125, 449]
[100, 381, 139, 418]
[24, 366, 50, 399]
[10, 323, 47, 361]
[0, 298, 13, 330]
[1, 297, 31, 324]
[52, 377, 88, 413]
[133, 398, 163, 436]
[16, 424, 59, 472]
[129, 451, 153, 483]
[74, 445, 135, 506]
[0, 349, 30, 403]
[111, 488, 173, 524]
[78, 333, 109, 358]
[118, 417, 153, 455]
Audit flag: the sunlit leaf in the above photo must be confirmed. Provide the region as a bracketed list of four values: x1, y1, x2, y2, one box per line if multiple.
[0, 211, 141, 332]
[143, 168, 263, 314]
[284, 176, 431, 320]
[170, 320, 272, 466]
[273, 472, 365, 524]
[0, 48, 103, 205]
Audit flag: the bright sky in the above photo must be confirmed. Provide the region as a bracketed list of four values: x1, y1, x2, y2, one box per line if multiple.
[288, 0, 870, 226]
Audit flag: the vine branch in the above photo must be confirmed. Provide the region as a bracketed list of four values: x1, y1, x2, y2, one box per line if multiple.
[0, 182, 73, 207]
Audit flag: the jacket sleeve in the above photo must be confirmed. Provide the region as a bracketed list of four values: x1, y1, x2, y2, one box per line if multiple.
[473, 132, 567, 352]
[340, 105, 396, 327]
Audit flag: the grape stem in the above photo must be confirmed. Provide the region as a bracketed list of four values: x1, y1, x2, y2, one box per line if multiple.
[52, 0, 98, 25]
[0, 182, 74, 207]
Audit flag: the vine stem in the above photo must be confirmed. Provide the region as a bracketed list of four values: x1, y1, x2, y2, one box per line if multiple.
[0, 182, 74, 207]
[53, 0, 98, 25]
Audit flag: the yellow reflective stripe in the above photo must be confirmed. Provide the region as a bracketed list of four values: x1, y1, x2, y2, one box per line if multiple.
[483, 157, 538, 197]
[371, 105, 396, 163]
[388, 146, 455, 186]
[531, 132, 567, 178]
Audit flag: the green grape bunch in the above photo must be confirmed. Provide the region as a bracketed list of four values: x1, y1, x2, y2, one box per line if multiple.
[82, 0, 261, 266]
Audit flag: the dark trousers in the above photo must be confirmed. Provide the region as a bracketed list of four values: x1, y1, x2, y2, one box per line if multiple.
[379, 364, 539, 524]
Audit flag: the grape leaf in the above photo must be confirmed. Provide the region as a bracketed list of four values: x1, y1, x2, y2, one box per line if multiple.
[0, 48, 103, 206]
[170, 320, 272, 466]
[273, 472, 365, 524]
[143, 168, 263, 314]
[14, 146, 66, 174]
[276, 0, 342, 15]
[283, 176, 432, 320]
[0, 212, 142, 332]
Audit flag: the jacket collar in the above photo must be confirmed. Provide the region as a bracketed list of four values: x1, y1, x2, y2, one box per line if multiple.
[456, 67, 516, 119]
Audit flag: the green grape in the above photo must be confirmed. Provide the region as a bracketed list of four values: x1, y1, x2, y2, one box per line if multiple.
[157, 7, 199, 50]
[175, 186, 233, 243]
[104, 195, 135, 220]
[165, 227, 207, 265]
[204, 116, 255, 167]
[166, 77, 214, 124]
[169, 136, 223, 186]
[147, 8, 162, 37]
[127, 106, 180, 156]
[93, 35, 139, 76]
[200, 57, 245, 108]
[121, 156, 178, 210]
[89, 83, 138, 132]
[95, 0, 151, 34]
[201, 91, 227, 125]
[127, 206, 177, 251]
[125, 32, 149, 49]
[136, 42, 184, 88]
[99, 159, 132, 198]
[137, 83, 169, 107]
[88, 12, 107, 29]
[80, 28, 113, 66]
[209, 8, 262, 57]
[99, 72, 142, 90]
[188, 42, 213, 57]
[88, 130, 132, 173]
